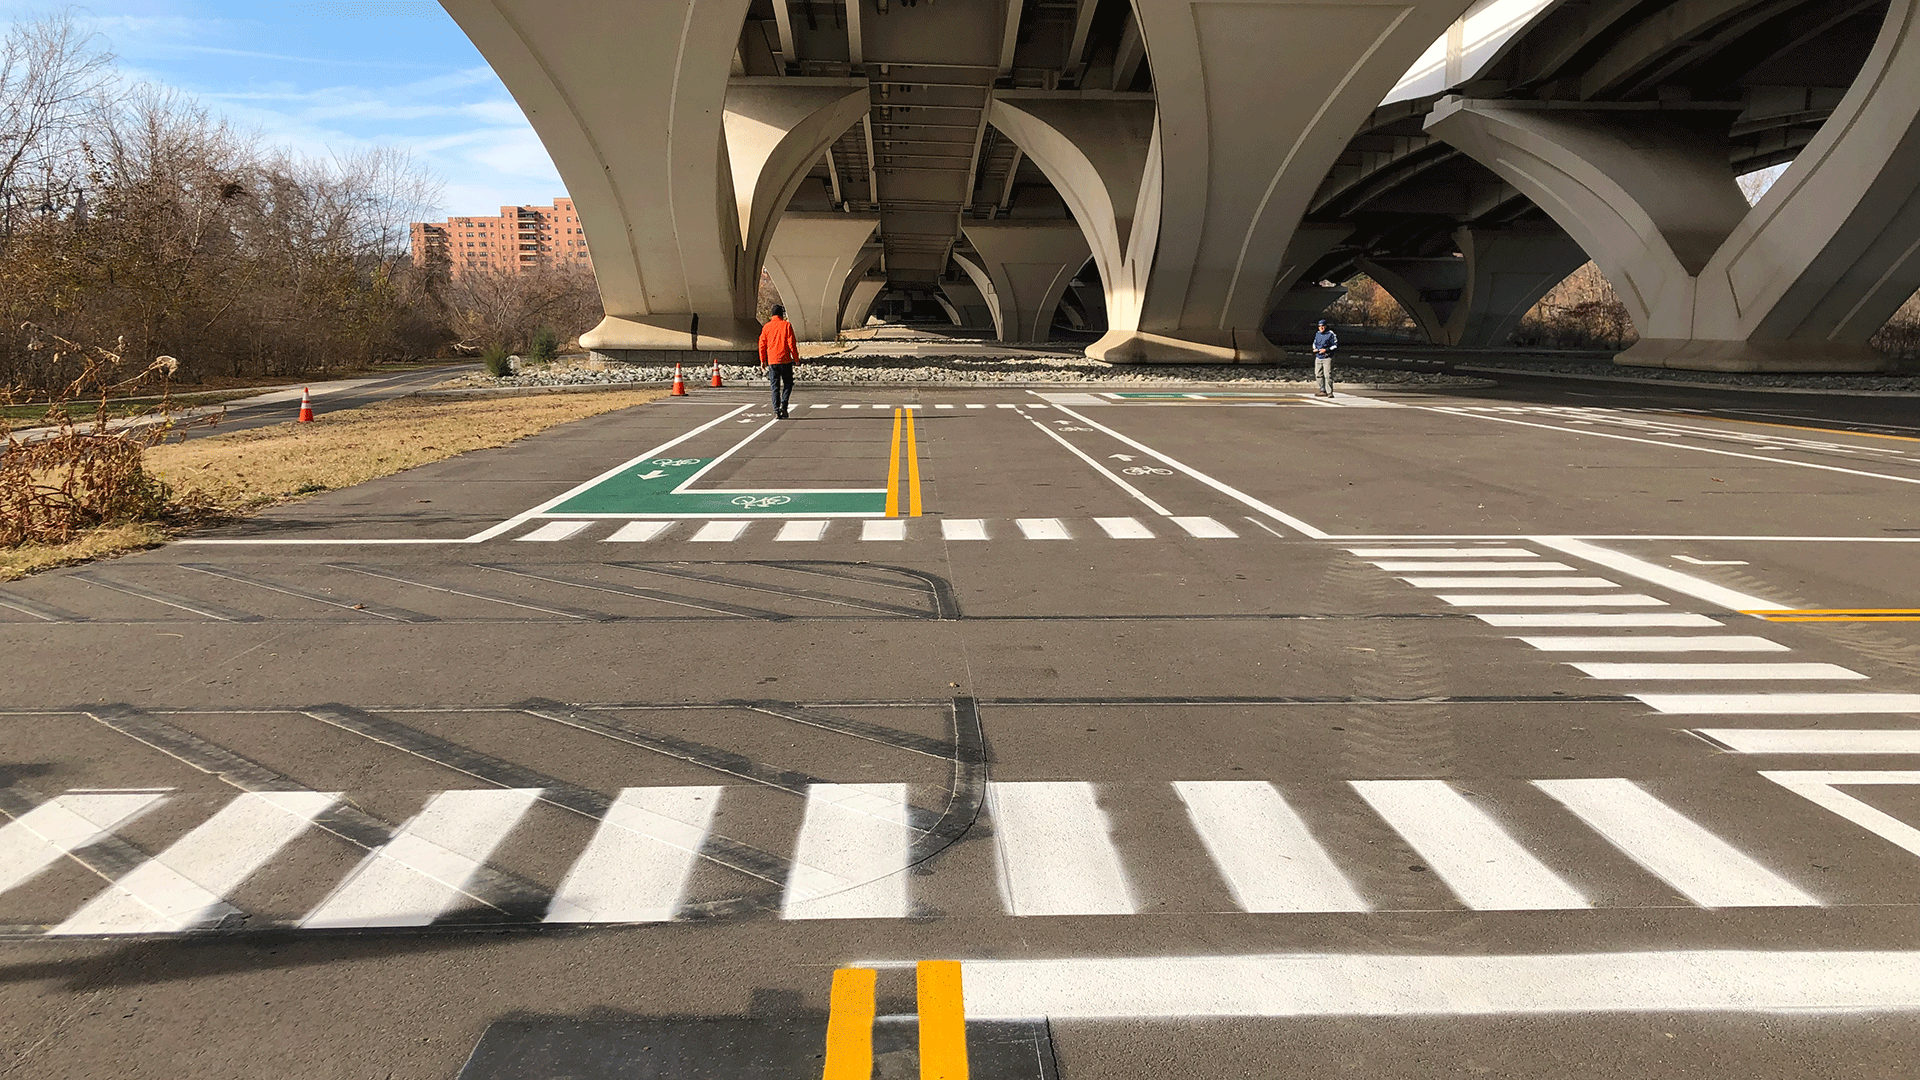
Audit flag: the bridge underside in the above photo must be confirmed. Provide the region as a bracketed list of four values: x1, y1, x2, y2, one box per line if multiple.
[440, 0, 1920, 373]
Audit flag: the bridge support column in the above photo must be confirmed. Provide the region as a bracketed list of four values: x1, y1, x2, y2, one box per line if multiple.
[992, 0, 1473, 362]
[1360, 227, 1588, 348]
[1427, 0, 1920, 372]
[961, 223, 1092, 343]
[841, 277, 887, 332]
[441, 1, 867, 360]
[763, 214, 880, 342]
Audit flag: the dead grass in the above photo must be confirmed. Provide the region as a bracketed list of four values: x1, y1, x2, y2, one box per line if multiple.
[146, 389, 668, 510]
[0, 522, 169, 580]
[2, 388, 665, 579]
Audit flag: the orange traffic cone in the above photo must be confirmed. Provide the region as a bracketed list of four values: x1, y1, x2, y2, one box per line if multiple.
[670, 363, 688, 397]
[710, 358, 725, 387]
[297, 388, 314, 423]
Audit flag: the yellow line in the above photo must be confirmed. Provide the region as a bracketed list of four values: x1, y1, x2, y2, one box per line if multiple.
[917, 960, 969, 1080]
[906, 407, 923, 517]
[1663, 412, 1920, 444]
[1764, 616, 1920, 622]
[1756, 609, 1920, 614]
[885, 409, 903, 518]
[823, 967, 877, 1080]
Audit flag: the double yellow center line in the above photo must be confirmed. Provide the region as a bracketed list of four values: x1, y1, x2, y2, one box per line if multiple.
[885, 407, 923, 518]
[823, 960, 967, 1080]
[1751, 609, 1920, 622]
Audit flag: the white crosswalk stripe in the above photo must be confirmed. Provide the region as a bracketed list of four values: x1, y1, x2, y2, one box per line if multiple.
[54, 790, 336, 936]
[783, 783, 912, 920]
[1171, 517, 1236, 538]
[861, 520, 907, 542]
[1439, 593, 1667, 607]
[1516, 635, 1788, 653]
[605, 521, 673, 543]
[1535, 779, 1816, 908]
[0, 792, 167, 897]
[1474, 613, 1722, 628]
[989, 782, 1135, 916]
[300, 788, 541, 929]
[1175, 781, 1368, 913]
[1016, 518, 1072, 541]
[775, 520, 828, 542]
[513, 517, 1280, 544]
[1569, 662, 1865, 680]
[690, 520, 750, 542]
[1095, 517, 1155, 539]
[517, 521, 591, 542]
[1351, 780, 1590, 910]
[545, 787, 719, 925]
[1404, 576, 1619, 589]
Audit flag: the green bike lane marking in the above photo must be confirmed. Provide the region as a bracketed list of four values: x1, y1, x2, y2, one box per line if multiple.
[544, 456, 889, 518]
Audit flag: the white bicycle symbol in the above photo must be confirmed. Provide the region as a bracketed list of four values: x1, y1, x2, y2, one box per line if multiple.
[1122, 466, 1173, 476]
[731, 495, 793, 509]
[652, 458, 699, 467]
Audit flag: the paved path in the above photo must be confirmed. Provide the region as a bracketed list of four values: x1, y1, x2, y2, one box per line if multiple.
[1, 376, 1917, 1079]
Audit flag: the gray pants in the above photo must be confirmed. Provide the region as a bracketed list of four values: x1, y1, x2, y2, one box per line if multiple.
[1314, 353, 1334, 394]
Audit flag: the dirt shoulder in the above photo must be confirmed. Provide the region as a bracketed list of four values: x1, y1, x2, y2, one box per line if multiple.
[1, 388, 667, 580]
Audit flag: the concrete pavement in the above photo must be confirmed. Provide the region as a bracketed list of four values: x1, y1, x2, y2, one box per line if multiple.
[1, 373, 1917, 1079]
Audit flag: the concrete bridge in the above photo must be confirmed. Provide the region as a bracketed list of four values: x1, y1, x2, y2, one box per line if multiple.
[438, 0, 1920, 372]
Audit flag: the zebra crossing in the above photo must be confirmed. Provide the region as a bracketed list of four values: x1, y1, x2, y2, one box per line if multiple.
[511, 515, 1254, 544]
[0, 771, 1879, 940]
[1351, 539, 1920, 716]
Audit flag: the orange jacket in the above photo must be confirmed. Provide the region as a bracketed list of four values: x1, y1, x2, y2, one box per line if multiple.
[758, 316, 798, 364]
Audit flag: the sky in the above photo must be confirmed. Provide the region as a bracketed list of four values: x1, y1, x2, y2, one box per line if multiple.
[5, 0, 562, 218]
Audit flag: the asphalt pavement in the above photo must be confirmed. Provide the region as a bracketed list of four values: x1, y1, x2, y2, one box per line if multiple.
[1, 369, 1917, 1079]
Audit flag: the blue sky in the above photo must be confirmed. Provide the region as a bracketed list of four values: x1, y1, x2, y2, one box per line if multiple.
[9, 1, 562, 217]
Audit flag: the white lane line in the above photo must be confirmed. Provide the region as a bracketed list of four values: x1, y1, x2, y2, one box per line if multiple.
[990, 782, 1135, 916]
[862, 520, 908, 542]
[1516, 636, 1787, 652]
[53, 791, 338, 935]
[0, 793, 168, 897]
[1474, 613, 1722, 628]
[1702, 730, 1920, 753]
[1350, 780, 1588, 910]
[1172, 517, 1237, 539]
[1569, 662, 1865, 680]
[545, 787, 719, 924]
[1022, 417, 1172, 516]
[1016, 518, 1071, 541]
[1439, 594, 1667, 607]
[776, 520, 830, 542]
[300, 789, 541, 929]
[941, 519, 989, 541]
[1534, 779, 1816, 908]
[605, 521, 674, 543]
[690, 520, 751, 543]
[1763, 770, 1920, 857]
[1348, 548, 1538, 558]
[783, 783, 912, 920]
[935, 404, 955, 409]
[1048, 403, 1329, 538]
[967, 404, 987, 409]
[1373, 561, 1575, 572]
[1639, 694, 1920, 715]
[809, 404, 829, 409]
[517, 521, 591, 542]
[1174, 781, 1369, 913]
[1404, 576, 1618, 589]
[1426, 406, 1920, 491]
[1532, 537, 1787, 612]
[955, 950, 1920, 1019]
[1095, 517, 1155, 539]
[841, 404, 860, 410]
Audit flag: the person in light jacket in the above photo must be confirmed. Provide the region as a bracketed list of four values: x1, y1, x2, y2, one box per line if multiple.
[1311, 319, 1338, 398]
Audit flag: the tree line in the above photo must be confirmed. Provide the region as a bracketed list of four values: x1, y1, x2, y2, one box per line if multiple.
[0, 12, 603, 396]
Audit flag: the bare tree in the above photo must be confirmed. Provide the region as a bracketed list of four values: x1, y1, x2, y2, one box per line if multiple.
[0, 11, 118, 230]
[442, 264, 603, 353]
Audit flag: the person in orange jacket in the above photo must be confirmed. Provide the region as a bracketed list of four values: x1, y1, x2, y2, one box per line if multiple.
[758, 304, 800, 419]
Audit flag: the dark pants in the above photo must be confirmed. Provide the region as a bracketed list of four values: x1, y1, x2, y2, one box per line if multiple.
[767, 362, 795, 415]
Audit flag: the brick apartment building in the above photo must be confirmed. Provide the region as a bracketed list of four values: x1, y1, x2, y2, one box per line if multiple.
[409, 197, 593, 278]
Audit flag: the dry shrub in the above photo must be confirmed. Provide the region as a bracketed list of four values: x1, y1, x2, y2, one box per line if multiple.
[1, 322, 191, 547]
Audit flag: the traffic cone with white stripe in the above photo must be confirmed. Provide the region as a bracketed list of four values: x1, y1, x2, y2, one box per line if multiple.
[710, 358, 725, 387]
[671, 363, 688, 397]
[297, 388, 314, 423]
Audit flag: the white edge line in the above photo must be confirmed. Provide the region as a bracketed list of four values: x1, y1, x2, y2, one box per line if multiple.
[1049, 404, 1328, 538]
[673, 418, 781, 491]
[1022, 418, 1172, 516]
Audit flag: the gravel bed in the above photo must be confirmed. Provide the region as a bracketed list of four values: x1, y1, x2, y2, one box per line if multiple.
[1457, 356, 1920, 392]
[438, 354, 1489, 390]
